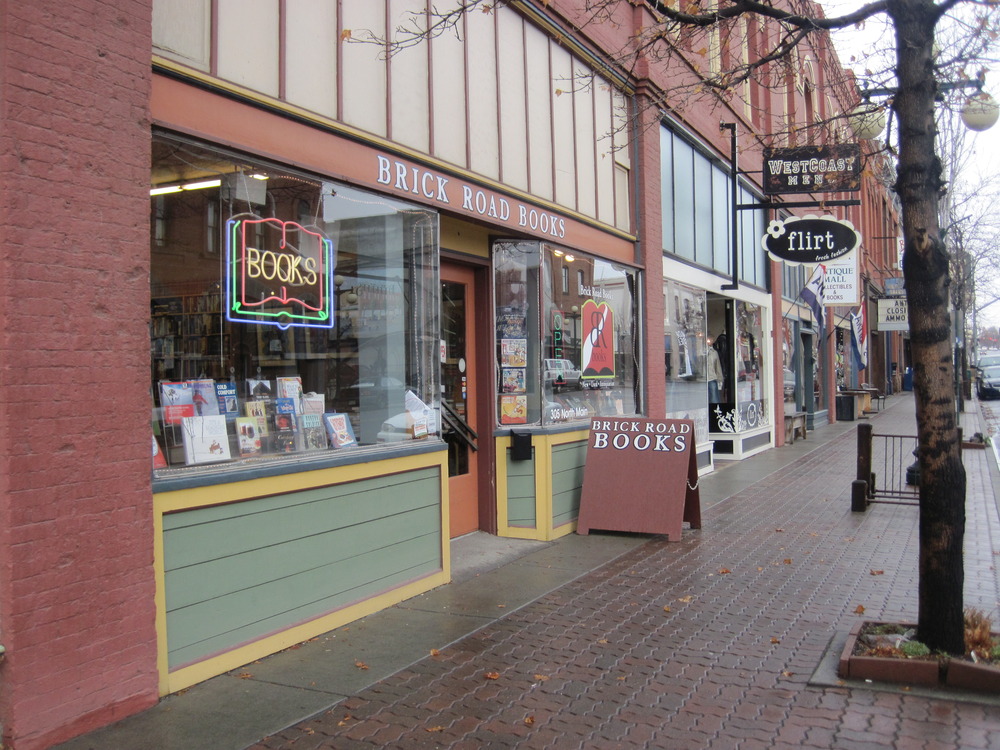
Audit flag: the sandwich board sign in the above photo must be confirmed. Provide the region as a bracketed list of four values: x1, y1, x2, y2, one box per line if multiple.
[577, 418, 701, 540]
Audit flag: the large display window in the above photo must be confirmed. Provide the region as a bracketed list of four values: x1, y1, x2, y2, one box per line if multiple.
[493, 241, 640, 427]
[664, 280, 709, 444]
[151, 134, 440, 475]
[707, 297, 769, 433]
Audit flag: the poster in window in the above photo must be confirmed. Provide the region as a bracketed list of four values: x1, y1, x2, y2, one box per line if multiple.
[500, 339, 527, 367]
[581, 300, 616, 380]
[499, 394, 527, 424]
[501, 367, 526, 393]
[496, 310, 527, 339]
[181, 415, 233, 464]
[160, 381, 195, 424]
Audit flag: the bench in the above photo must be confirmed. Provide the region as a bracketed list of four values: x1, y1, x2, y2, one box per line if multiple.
[785, 412, 808, 443]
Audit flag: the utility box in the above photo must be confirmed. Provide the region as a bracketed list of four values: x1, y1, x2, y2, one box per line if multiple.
[836, 394, 857, 421]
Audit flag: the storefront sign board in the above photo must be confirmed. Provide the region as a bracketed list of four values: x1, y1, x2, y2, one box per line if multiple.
[877, 297, 909, 331]
[884, 277, 905, 297]
[763, 144, 861, 194]
[762, 215, 859, 265]
[822, 253, 858, 306]
[577, 418, 701, 540]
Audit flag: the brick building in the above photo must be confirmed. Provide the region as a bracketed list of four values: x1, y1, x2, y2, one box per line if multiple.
[0, 1, 898, 747]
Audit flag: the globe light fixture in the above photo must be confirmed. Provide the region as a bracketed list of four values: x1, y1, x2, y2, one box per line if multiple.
[850, 79, 998, 140]
[848, 102, 889, 140]
[961, 92, 1000, 131]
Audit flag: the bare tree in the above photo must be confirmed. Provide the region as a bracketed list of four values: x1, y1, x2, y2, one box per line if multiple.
[374, 0, 1000, 653]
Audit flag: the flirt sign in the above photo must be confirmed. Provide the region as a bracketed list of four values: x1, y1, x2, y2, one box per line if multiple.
[577, 418, 701, 540]
[226, 216, 335, 329]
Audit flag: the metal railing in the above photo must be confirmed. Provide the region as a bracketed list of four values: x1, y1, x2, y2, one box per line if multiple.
[852, 422, 920, 509]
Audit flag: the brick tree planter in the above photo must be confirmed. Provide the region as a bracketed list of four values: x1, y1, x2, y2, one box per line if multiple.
[839, 621, 1000, 691]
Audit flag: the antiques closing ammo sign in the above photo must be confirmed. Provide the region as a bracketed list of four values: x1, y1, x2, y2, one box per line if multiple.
[577, 418, 701, 540]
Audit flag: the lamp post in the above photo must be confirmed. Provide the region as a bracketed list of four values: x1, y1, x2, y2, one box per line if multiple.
[848, 77, 997, 420]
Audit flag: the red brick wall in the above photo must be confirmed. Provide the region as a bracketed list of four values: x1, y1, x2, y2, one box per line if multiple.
[0, 2, 157, 748]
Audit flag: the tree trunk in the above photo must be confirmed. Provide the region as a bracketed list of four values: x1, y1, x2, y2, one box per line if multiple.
[889, 0, 967, 654]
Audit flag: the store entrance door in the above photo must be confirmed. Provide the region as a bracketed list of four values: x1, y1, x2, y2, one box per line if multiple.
[441, 262, 485, 537]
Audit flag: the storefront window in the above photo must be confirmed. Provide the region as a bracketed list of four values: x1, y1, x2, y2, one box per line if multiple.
[708, 298, 769, 433]
[494, 241, 640, 427]
[664, 281, 708, 445]
[150, 134, 439, 475]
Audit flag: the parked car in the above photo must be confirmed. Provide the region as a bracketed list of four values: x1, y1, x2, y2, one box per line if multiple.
[543, 358, 582, 390]
[976, 352, 1000, 372]
[977, 364, 1000, 400]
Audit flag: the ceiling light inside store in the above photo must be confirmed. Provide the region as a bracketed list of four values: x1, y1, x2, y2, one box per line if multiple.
[149, 178, 222, 196]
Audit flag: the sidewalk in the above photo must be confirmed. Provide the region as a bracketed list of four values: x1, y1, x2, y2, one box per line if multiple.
[59, 393, 1000, 750]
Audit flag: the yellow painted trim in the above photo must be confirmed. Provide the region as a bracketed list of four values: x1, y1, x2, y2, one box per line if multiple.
[162, 571, 449, 695]
[495, 438, 511, 531]
[534, 436, 554, 539]
[494, 428, 590, 541]
[152, 58, 637, 245]
[153, 450, 450, 695]
[154, 450, 446, 513]
[153, 505, 170, 695]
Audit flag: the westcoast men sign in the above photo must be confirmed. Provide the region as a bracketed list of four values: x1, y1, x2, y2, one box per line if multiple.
[763, 144, 861, 194]
[577, 418, 701, 540]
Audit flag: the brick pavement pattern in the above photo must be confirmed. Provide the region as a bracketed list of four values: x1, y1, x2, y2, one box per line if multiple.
[249, 399, 1000, 750]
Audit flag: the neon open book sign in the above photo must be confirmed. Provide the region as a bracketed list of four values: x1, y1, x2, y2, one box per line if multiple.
[226, 216, 335, 330]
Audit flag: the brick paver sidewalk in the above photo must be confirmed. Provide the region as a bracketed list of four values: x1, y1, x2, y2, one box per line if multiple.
[251, 398, 1000, 750]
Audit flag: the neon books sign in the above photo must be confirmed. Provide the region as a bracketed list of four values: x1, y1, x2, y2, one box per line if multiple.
[226, 216, 335, 329]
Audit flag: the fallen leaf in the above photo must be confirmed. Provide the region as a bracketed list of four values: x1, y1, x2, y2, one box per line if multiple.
[855, 605, 866, 614]
[497, 604, 506, 608]
[430, 649, 440, 656]
[616, 675, 627, 681]
[663, 605, 672, 612]
[340, 29, 352, 41]
[781, 670, 795, 677]
[678, 595, 693, 603]
[770, 637, 780, 644]
[757, 567, 764, 571]
[598, 639, 609, 644]
[484, 671, 500, 680]
[426, 725, 446, 732]
[783, 559, 793, 565]
[337, 714, 353, 727]
[238, 671, 253, 679]
[533, 674, 550, 681]
[870, 570, 884, 576]
[524, 715, 535, 725]
[775, 528, 784, 532]
[719, 568, 731, 575]
[355, 661, 369, 670]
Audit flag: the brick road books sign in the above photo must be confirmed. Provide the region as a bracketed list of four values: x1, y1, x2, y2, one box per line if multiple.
[577, 418, 701, 540]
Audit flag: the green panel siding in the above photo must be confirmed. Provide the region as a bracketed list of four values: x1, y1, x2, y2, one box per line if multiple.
[505, 448, 536, 527]
[551, 440, 587, 527]
[163, 467, 442, 669]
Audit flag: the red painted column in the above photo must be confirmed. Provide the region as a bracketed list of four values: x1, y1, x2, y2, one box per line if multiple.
[0, 2, 158, 748]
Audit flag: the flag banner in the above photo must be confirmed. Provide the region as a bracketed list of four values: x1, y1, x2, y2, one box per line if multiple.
[800, 264, 825, 339]
[850, 303, 868, 371]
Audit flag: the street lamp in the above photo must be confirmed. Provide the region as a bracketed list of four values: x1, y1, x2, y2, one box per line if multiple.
[848, 77, 999, 140]
[848, 79, 996, 421]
